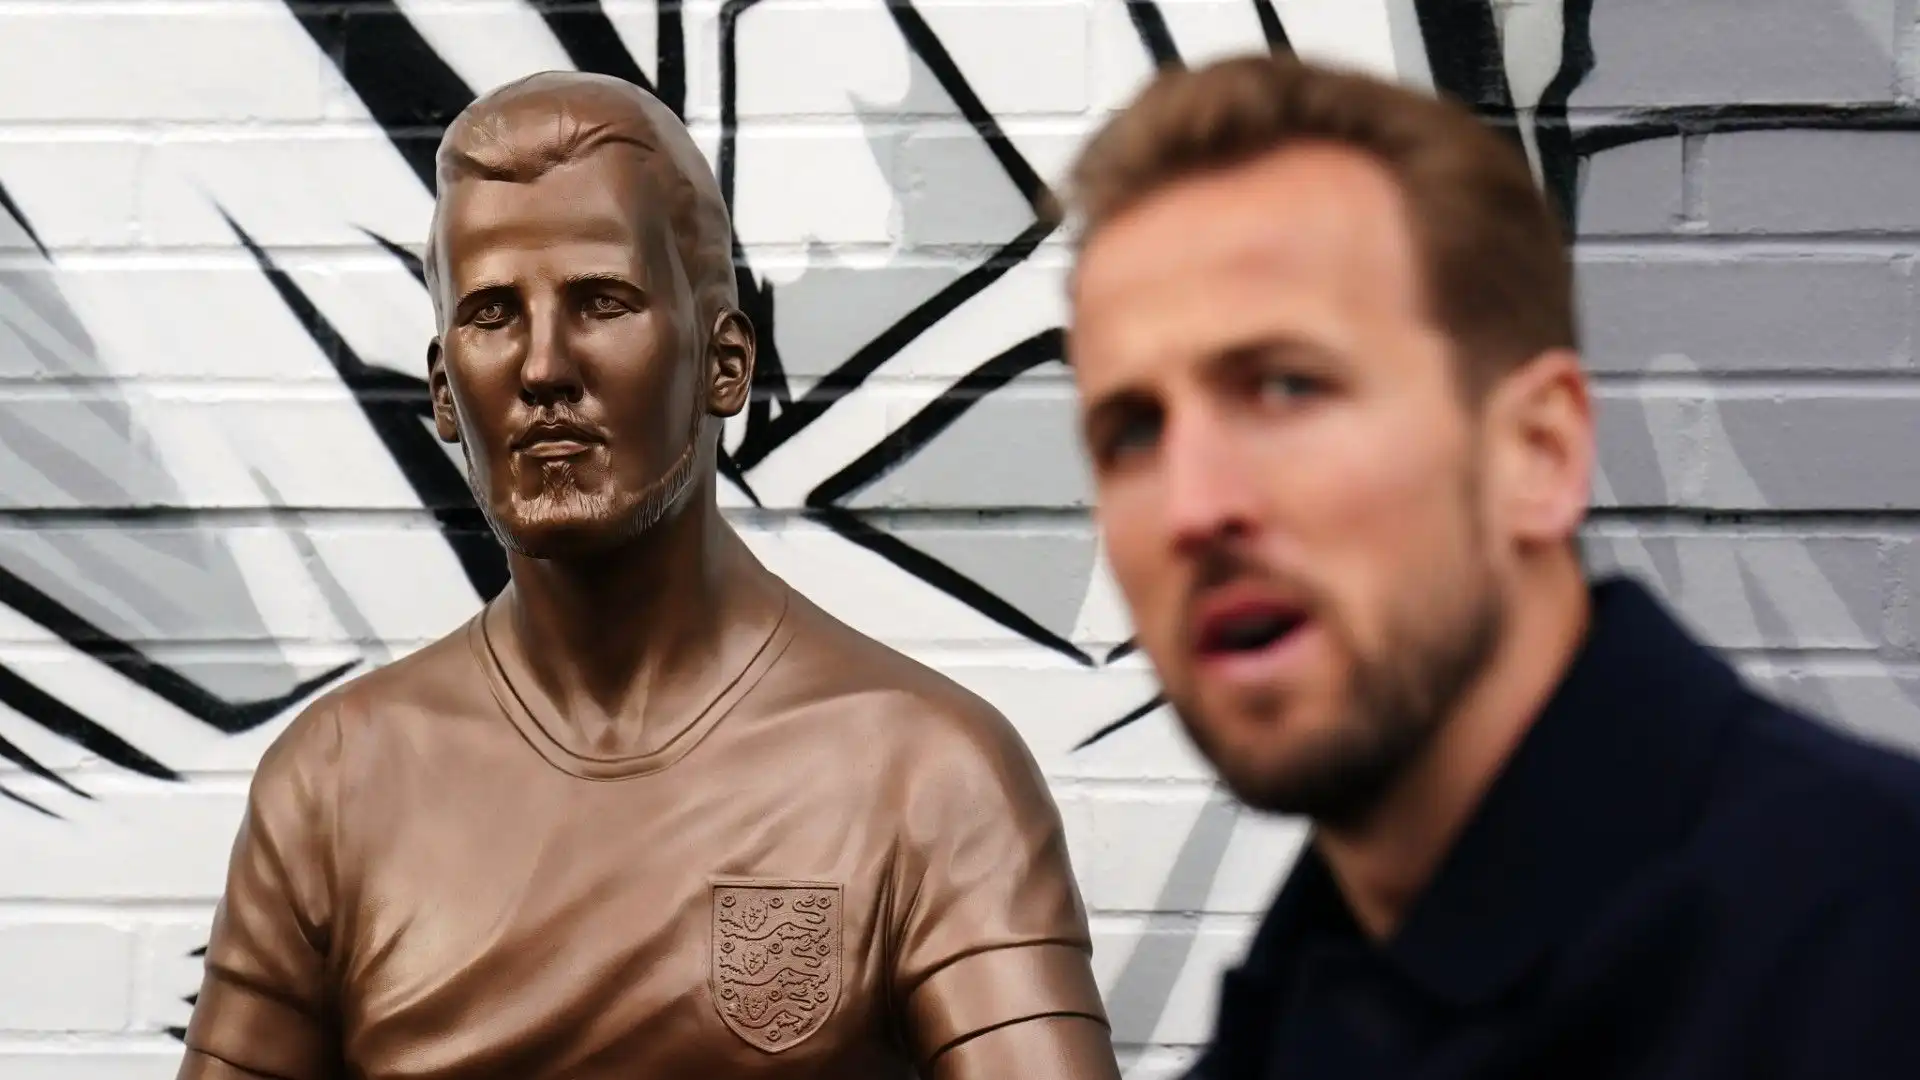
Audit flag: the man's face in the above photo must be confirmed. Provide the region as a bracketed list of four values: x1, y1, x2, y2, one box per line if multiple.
[1068, 144, 1509, 824]
[428, 148, 708, 559]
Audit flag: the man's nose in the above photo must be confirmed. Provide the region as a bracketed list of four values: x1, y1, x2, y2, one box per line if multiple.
[1162, 410, 1258, 554]
[519, 300, 584, 405]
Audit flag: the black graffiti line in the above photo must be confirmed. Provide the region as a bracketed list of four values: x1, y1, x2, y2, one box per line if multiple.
[537, 1, 659, 105]
[804, 505, 1093, 667]
[1104, 638, 1138, 664]
[719, 0, 1060, 469]
[1251, 0, 1290, 49]
[0, 727, 88, 799]
[1531, 0, 1594, 232]
[714, 0, 795, 454]
[361, 227, 427, 288]
[886, 1, 1051, 211]
[730, 220, 1053, 471]
[0, 782, 55, 819]
[0, 560, 349, 737]
[1566, 103, 1920, 158]
[656, 3, 687, 120]
[1411, 0, 1523, 153]
[221, 210, 510, 601]
[283, 0, 475, 188]
[715, 0, 759, 215]
[1125, 1, 1182, 68]
[731, 243, 792, 446]
[716, 447, 763, 508]
[0, 660, 178, 781]
[1073, 692, 1165, 751]
[806, 328, 1063, 508]
[0, 180, 47, 258]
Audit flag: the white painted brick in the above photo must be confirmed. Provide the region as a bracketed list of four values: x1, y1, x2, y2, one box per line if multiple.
[0, 133, 429, 258]
[389, 1, 578, 106]
[1120, 1046, 1206, 1080]
[135, 915, 217, 1035]
[1, 0, 1913, 1070]
[15, 261, 419, 384]
[0, 10, 330, 124]
[1092, 914, 1259, 1046]
[723, 1, 1089, 120]
[908, 2, 1093, 117]
[0, 390, 428, 511]
[0, 921, 135, 1031]
[730, 130, 903, 247]
[0, 141, 149, 253]
[0, 783, 245, 902]
[0, 1045, 179, 1080]
[1060, 786, 1304, 915]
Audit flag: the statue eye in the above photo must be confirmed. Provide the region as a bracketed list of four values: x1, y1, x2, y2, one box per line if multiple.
[587, 295, 628, 316]
[472, 301, 509, 327]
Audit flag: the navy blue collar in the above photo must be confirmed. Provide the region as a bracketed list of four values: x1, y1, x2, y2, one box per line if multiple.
[1247, 576, 1747, 1008]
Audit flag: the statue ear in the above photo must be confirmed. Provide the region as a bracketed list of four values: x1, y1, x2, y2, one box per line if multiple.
[706, 308, 756, 419]
[428, 339, 459, 442]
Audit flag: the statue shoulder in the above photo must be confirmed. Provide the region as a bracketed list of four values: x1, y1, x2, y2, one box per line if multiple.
[773, 590, 1029, 758]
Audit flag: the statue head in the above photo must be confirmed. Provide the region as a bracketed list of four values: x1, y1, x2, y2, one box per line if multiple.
[424, 71, 753, 560]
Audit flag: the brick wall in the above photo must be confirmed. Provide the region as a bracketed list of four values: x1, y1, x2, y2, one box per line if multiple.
[0, 2, 1913, 1077]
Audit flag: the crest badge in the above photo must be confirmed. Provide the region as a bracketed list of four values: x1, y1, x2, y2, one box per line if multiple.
[710, 880, 843, 1053]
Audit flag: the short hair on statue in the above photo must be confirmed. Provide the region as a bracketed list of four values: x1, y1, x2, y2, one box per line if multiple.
[422, 71, 738, 329]
[1059, 52, 1578, 399]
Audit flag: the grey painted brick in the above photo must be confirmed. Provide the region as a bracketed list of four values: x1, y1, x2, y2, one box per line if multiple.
[1578, 256, 1913, 373]
[1698, 392, 1920, 510]
[1592, 390, 1694, 507]
[1746, 667, 1920, 758]
[1901, 538, 1920, 651]
[850, 383, 1091, 510]
[1575, 136, 1685, 236]
[896, 131, 1039, 249]
[888, 523, 1102, 642]
[1586, 533, 1892, 649]
[1571, 0, 1903, 107]
[1702, 130, 1920, 234]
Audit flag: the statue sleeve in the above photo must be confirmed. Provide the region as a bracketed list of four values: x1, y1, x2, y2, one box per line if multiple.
[178, 704, 344, 1080]
[889, 699, 1112, 1070]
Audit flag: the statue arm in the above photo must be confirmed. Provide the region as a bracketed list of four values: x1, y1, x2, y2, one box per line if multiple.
[927, 1015, 1123, 1080]
[177, 1048, 312, 1080]
[177, 704, 346, 1080]
[890, 696, 1120, 1077]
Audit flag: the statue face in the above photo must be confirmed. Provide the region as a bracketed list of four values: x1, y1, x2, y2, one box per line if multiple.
[428, 147, 710, 560]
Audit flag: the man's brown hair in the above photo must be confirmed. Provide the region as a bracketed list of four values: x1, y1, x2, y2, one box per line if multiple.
[1062, 53, 1577, 396]
[423, 71, 738, 329]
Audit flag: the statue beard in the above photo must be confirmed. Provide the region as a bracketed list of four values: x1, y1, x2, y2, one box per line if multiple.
[469, 396, 709, 561]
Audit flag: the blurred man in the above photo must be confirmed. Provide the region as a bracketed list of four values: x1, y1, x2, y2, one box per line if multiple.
[178, 72, 1117, 1080]
[1064, 53, 1920, 1080]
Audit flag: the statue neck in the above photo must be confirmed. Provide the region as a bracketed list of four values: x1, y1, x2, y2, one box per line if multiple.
[493, 492, 784, 749]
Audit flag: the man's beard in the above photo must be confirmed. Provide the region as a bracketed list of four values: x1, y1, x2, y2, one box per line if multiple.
[469, 401, 707, 560]
[1179, 544, 1506, 831]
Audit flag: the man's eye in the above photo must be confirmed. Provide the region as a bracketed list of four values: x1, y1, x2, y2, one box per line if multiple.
[1259, 372, 1325, 401]
[1098, 416, 1161, 466]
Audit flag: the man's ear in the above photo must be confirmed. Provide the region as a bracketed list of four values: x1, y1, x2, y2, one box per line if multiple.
[428, 339, 460, 443]
[1483, 348, 1593, 547]
[706, 307, 757, 418]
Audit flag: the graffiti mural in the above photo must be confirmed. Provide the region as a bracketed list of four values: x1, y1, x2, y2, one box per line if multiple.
[0, 1, 1915, 1075]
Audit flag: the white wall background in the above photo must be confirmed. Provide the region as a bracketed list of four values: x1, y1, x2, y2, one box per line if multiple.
[2, 2, 1918, 1078]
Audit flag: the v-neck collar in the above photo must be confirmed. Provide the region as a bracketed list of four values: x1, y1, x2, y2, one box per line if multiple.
[471, 584, 794, 781]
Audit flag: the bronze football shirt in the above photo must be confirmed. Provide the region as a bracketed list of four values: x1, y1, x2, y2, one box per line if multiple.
[179, 586, 1107, 1078]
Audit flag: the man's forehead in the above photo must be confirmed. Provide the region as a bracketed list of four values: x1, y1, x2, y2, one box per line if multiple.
[432, 145, 670, 247]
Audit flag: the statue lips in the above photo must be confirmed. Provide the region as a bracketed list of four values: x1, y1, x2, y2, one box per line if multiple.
[513, 418, 605, 460]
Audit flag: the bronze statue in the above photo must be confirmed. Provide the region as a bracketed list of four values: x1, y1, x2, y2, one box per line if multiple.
[178, 72, 1117, 1080]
